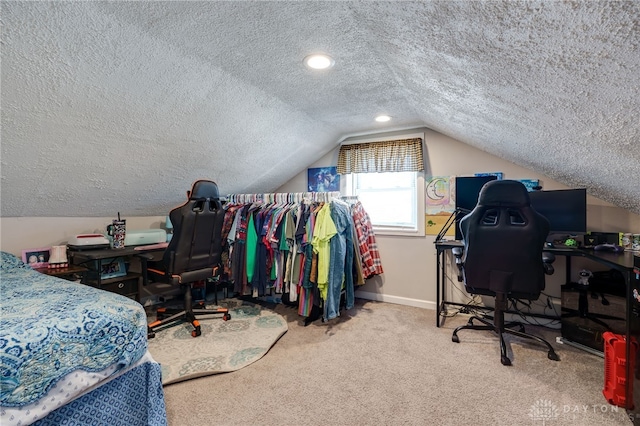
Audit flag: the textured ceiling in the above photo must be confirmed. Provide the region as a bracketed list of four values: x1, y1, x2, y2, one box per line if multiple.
[1, 1, 639, 217]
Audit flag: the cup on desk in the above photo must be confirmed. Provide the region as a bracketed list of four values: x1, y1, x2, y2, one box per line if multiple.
[107, 219, 126, 249]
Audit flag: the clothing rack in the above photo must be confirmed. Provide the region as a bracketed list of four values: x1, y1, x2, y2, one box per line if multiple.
[220, 189, 372, 324]
[225, 191, 341, 204]
[340, 195, 359, 204]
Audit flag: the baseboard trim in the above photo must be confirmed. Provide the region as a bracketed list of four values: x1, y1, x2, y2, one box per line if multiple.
[355, 290, 436, 310]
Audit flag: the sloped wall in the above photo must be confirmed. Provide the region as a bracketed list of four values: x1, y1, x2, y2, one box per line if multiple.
[1, 129, 637, 309]
[277, 128, 640, 309]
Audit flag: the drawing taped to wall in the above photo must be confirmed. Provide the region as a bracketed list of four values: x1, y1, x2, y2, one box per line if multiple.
[425, 176, 456, 236]
[426, 176, 454, 214]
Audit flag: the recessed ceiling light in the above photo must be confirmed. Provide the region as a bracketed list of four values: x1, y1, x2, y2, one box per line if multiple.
[304, 54, 335, 70]
[375, 115, 392, 122]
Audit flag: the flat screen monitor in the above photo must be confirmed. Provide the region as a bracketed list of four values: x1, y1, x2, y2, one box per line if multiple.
[454, 175, 498, 240]
[529, 188, 587, 235]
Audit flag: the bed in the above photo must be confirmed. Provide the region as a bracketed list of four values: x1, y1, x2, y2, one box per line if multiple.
[0, 251, 167, 426]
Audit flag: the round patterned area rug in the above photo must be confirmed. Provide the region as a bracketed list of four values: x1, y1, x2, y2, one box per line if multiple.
[147, 299, 288, 385]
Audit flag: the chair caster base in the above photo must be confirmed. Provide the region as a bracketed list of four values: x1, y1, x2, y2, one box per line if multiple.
[223, 313, 231, 321]
[501, 355, 512, 366]
[191, 325, 202, 338]
[147, 329, 156, 339]
[452, 334, 460, 343]
[548, 351, 560, 361]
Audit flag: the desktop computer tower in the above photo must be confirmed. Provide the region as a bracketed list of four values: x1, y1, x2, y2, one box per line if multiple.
[561, 269, 628, 354]
[603, 331, 638, 409]
[575, 255, 640, 424]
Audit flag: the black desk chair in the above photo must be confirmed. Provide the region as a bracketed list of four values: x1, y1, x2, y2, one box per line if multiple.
[142, 180, 231, 338]
[451, 180, 559, 365]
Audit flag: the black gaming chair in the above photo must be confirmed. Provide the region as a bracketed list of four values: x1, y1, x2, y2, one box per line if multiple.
[451, 180, 559, 365]
[141, 179, 231, 338]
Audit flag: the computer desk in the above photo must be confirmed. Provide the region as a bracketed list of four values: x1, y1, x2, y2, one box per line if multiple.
[435, 240, 640, 411]
[435, 240, 563, 329]
[435, 239, 464, 328]
[433, 240, 564, 326]
[435, 241, 638, 328]
[68, 244, 168, 301]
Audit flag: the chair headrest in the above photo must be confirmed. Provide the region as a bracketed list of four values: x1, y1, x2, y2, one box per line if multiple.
[477, 180, 530, 208]
[189, 180, 220, 200]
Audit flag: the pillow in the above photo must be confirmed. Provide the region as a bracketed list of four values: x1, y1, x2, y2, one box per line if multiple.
[0, 251, 30, 271]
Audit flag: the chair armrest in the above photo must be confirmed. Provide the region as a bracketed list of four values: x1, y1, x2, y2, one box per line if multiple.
[134, 253, 155, 286]
[451, 247, 464, 282]
[542, 251, 556, 275]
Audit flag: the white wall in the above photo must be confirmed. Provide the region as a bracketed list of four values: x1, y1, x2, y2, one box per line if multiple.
[0, 216, 166, 257]
[277, 128, 640, 310]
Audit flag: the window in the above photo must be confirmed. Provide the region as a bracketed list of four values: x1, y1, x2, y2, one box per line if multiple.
[345, 171, 423, 234]
[338, 135, 425, 236]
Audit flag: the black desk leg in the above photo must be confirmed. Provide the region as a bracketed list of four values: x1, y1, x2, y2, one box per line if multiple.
[437, 248, 448, 327]
[436, 249, 441, 327]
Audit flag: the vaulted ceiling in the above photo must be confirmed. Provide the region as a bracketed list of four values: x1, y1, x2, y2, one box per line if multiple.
[2, 1, 639, 217]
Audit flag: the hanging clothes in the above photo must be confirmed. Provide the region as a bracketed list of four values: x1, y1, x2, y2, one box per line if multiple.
[324, 198, 354, 320]
[351, 201, 384, 278]
[312, 202, 336, 300]
[222, 191, 381, 322]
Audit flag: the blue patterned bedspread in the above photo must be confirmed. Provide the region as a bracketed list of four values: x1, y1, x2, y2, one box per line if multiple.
[0, 252, 148, 407]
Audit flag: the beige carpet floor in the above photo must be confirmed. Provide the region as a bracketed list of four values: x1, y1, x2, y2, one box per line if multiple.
[161, 299, 633, 426]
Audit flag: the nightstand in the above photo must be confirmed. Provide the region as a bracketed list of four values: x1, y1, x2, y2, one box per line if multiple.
[35, 265, 88, 282]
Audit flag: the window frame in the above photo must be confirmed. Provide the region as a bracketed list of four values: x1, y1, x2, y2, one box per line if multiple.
[340, 131, 425, 237]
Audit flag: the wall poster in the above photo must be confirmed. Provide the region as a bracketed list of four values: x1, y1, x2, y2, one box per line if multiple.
[307, 167, 340, 192]
[425, 176, 455, 236]
[518, 179, 541, 192]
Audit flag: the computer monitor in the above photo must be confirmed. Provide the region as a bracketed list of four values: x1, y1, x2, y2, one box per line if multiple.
[454, 175, 498, 240]
[529, 188, 587, 235]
